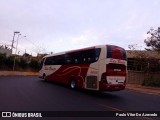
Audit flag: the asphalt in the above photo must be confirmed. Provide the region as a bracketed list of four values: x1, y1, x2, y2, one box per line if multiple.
[1, 76, 160, 120]
[0, 71, 160, 95]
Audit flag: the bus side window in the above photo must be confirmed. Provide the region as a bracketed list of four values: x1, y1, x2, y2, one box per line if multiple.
[84, 48, 101, 63]
[64, 54, 71, 64]
[73, 52, 83, 64]
[65, 53, 76, 64]
[75, 59, 78, 63]
[88, 57, 91, 62]
[66, 59, 71, 64]
[50, 56, 55, 65]
[82, 49, 94, 63]
[55, 55, 65, 65]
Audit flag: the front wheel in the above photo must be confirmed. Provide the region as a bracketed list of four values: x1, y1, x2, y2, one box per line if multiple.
[43, 74, 47, 82]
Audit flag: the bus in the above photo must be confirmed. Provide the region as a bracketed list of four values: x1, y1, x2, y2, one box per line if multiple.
[39, 45, 127, 92]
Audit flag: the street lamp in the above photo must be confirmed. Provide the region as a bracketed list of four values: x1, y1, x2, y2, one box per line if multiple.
[11, 31, 20, 53]
[13, 34, 26, 71]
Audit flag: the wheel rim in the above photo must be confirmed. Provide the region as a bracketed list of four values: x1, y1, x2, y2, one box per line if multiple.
[71, 80, 75, 89]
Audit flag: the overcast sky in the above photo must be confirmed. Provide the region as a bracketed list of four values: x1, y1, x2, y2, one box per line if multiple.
[0, 0, 160, 56]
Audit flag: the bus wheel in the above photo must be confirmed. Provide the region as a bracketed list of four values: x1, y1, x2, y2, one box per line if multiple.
[43, 74, 47, 82]
[70, 79, 76, 89]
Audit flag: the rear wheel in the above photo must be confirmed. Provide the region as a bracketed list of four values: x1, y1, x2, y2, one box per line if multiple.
[70, 79, 76, 89]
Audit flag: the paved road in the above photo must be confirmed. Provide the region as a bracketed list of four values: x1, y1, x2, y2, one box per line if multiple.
[0, 76, 160, 120]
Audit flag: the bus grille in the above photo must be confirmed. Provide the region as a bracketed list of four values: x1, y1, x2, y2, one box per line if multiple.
[86, 76, 97, 89]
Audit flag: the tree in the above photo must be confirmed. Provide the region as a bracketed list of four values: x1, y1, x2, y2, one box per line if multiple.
[144, 27, 160, 51]
[18, 58, 28, 68]
[6, 56, 14, 68]
[0, 53, 7, 68]
[29, 59, 39, 71]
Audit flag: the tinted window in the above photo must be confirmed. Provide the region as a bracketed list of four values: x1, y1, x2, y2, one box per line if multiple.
[44, 48, 101, 65]
[53, 55, 65, 65]
[107, 45, 127, 60]
[45, 55, 66, 65]
[82, 48, 101, 63]
[65, 48, 101, 64]
[45, 57, 53, 65]
[39, 58, 45, 69]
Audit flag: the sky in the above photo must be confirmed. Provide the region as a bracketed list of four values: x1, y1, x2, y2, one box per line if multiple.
[0, 0, 160, 56]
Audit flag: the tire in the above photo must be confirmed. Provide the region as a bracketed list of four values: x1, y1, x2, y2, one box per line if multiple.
[70, 79, 76, 89]
[43, 74, 47, 82]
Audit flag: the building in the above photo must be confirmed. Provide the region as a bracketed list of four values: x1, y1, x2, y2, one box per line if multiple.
[126, 50, 160, 71]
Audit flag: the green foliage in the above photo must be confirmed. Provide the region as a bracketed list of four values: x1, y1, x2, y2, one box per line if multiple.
[6, 56, 14, 67]
[147, 58, 160, 72]
[0, 53, 6, 65]
[18, 58, 28, 68]
[144, 27, 160, 51]
[29, 59, 39, 69]
[0, 53, 40, 71]
[142, 77, 160, 87]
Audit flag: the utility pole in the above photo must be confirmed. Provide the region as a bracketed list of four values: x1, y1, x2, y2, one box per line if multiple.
[158, 27, 160, 40]
[11, 31, 20, 53]
[13, 34, 26, 71]
[13, 33, 21, 71]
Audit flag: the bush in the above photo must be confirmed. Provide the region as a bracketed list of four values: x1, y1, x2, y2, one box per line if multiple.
[6, 56, 14, 68]
[18, 58, 28, 68]
[0, 53, 41, 71]
[29, 59, 39, 70]
[0, 53, 6, 66]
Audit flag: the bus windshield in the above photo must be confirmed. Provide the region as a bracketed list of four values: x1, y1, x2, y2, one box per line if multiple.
[107, 45, 127, 60]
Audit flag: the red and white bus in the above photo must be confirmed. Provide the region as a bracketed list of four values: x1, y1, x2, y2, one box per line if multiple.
[39, 45, 127, 91]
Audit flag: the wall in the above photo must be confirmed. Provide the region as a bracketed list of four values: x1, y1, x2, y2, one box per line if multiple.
[127, 70, 160, 84]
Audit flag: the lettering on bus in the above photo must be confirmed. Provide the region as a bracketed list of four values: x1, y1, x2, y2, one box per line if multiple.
[44, 66, 56, 71]
[90, 71, 98, 75]
[109, 58, 125, 64]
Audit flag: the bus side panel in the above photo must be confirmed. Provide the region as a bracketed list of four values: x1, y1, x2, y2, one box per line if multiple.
[97, 46, 106, 91]
[47, 64, 90, 88]
[98, 59, 107, 91]
[44, 65, 62, 81]
[84, 62, 99, 90]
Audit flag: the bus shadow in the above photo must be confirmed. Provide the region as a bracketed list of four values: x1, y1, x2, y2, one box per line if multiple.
[38, 79, 124, 100]
[78, 89, 124, 100]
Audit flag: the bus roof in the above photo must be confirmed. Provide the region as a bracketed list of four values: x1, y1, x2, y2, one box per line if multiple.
[43, 44, 124, 58]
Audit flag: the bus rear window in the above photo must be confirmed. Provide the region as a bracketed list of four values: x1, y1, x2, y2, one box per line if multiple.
[107, 45, 127, 60]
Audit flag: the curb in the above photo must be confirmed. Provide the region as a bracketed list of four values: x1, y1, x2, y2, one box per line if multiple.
[0, 71, 39, 76]
[126, 84, 160, 95]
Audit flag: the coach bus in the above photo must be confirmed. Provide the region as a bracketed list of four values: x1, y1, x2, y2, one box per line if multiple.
[39, 45, 127, 91]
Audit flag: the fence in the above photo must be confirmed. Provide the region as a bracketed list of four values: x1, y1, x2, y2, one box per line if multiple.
[127, 70, 160, 84]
